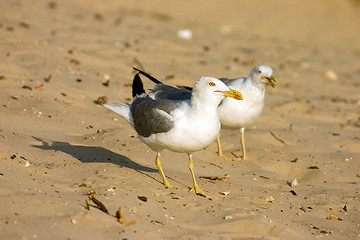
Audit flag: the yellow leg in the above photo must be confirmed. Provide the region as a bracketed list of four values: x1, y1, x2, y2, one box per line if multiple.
[216, 133, 232, 160]
[155, 152, 171, 187]
[240, 128, 246, 160]
[216, 133, 222, 157]
[188, 153, 205, 196]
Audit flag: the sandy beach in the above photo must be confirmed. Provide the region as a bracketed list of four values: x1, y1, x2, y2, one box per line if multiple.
[1, 0, 360, 239]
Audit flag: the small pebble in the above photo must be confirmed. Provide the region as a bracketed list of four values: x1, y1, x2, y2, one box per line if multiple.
[102, 80, 110, 87]
[324, 70, 338, 81]
[103, 74, 111, 81]
[70, 58, 80, 66]
[266, 196, 275, 203]
[308, 166, 319, 169]
[45, 74, 53, 82]
[288, 178, 298, 187]
[138, 196, 148, 202]
[48, 2, 57, 9]
[219, 192, 230, 196]
[22, 85, 32, 91]
[299, 206, 308, 213]
[326, 214, 342, 221]
[95, 96, 108, 105]
[177, 29, 192, 40]
[19, 22, 30, 29]
[290, 190, 297, 196]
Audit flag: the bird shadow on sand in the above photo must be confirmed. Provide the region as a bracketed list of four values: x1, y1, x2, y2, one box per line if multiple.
[31, 137, 157, 173]
[32, 137, 189, 189]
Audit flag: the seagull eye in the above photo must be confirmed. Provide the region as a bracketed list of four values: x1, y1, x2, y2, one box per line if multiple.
[257, 70, 262, 74]
[209, 82, 216, 87]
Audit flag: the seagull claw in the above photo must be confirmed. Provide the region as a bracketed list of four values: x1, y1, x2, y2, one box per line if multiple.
[189, 185, 206, 197]
[163, 180, 172, 188]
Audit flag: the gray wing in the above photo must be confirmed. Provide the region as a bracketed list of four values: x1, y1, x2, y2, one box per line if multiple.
[130, 95, 185, 137]
[219, 78, 233, 86]
[149, 84, 192, 100]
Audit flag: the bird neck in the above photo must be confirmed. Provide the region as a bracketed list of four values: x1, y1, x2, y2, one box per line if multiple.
[244, 77, 266, 93]
[190, 96, 219, 117]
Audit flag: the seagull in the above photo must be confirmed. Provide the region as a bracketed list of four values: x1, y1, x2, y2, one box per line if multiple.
[133, 65, 276, 160]
[216, 65, 276, 160]
[103, 72, 243, 196]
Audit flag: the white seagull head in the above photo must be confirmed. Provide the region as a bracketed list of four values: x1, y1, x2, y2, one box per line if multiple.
[191, 77, 243, 104]
[249, 65, 277, 88]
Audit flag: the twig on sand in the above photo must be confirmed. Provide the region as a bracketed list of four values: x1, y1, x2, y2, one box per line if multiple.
[89, 196, 109, 214]
[269, 131, 288, 145]
[199, 174, 230, 180]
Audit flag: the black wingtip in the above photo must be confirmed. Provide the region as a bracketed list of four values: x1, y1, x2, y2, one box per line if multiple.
[133, 67, 163, 84]
[132, 73, 145, 97]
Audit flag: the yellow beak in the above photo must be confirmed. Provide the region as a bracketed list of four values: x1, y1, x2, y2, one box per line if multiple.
[215, 88, 243, 100]
[263, 75, 277, 88]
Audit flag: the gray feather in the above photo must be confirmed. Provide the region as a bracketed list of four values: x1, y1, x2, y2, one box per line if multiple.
[150, 84, 192, 100]
[130, 95, 185, 137]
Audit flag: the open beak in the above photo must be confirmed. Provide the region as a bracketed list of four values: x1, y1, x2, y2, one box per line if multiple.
[215, 88, 243, 100]
[263, 75, 277, 88]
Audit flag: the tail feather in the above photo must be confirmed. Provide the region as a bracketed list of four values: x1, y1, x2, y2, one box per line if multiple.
[103, 102, 132, 124]
[132, 73, 146, 97]
[133, 67, 163, 84]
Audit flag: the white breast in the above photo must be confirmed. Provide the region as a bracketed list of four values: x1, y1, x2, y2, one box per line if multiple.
[218, 86, 265, 129]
